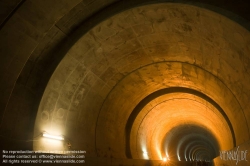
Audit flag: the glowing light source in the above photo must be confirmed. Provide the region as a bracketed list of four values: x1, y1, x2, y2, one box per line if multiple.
[143, 151, 148, 156]
[43, 133, 64, 140]
[141, 147, 149, 159]
[163, 157, 167, 162]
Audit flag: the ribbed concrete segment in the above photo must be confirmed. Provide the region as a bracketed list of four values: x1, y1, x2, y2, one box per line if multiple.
[0, 1, 249, 166]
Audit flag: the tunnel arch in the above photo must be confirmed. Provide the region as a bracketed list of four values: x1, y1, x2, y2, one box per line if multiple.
[125, 85, 236, 159]
[32, 2, 250, 164]
[163, 125, 220, 161]
[179, 135, 218, 161]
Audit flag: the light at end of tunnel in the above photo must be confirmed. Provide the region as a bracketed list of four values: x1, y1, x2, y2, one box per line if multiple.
[43, 133, 64, 141]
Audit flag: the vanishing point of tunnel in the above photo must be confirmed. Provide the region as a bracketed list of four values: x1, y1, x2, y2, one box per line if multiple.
[0, 0, 250, 166]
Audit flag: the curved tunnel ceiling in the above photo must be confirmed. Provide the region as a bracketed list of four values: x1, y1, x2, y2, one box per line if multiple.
[128, 86, 233, 160]
[33, 2, 250, 162]
[163, 124, 219, 161]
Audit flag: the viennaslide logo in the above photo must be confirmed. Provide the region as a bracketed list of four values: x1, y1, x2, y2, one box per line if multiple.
[220, 146, 248, 165]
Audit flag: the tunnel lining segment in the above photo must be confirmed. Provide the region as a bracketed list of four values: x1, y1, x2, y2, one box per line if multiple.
[135, 97, 222, 159]
[125, 87, 236, 158]
[181, 135, 218, 160]
[163, 125, 220, 161]
[32, 1, 250, 159]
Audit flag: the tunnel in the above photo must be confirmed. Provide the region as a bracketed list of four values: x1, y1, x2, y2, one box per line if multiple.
[0, 0, 250, 166]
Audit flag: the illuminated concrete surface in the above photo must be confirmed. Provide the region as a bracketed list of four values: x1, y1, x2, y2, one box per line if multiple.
[0, 1, 250, 166]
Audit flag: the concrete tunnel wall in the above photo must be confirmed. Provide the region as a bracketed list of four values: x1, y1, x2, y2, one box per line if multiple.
[33, 2, 250, 161]
[0, 0, 250, 165]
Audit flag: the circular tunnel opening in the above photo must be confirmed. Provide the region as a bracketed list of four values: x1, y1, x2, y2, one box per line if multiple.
[126, 87, 234, 160]
[163, 124, 219, 162]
